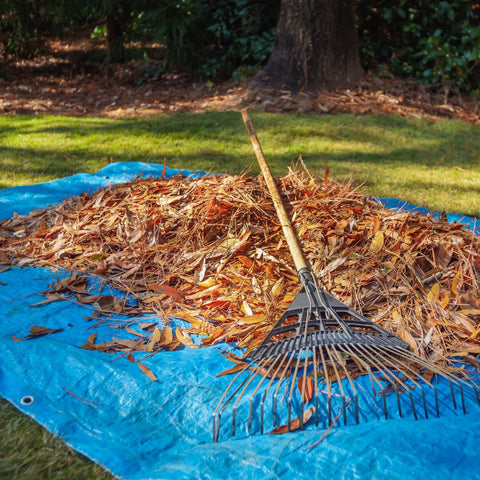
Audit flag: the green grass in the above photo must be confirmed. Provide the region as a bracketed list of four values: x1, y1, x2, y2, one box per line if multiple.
[0, 110, 479, 479]
[0, 398, 114, 479]
[0, 111, 479, 216]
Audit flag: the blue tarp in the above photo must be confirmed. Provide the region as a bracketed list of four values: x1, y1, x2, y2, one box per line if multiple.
[1, 162, 479, 479]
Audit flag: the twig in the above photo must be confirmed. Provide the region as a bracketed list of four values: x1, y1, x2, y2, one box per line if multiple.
[306, 410, 342, 451]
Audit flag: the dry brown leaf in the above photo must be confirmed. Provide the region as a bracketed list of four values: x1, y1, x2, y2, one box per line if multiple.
[427, 283, 440, 302]
[270, 277, 284, 298]
[137, 361, 158, 381]
[297, 376, 314, 403]
[216, 363, 248, 377]
[25, 326, 64, 338]
[159, 325, 173, 347]
[398, 328, 417, 351]
[176, 327, 197, 348]
[323, 165, 330, 185]
[369, 230, 384, 254]
[30, 293, 65, 307]
[269, 406, 315, 435]
[450, 272, 461, 298]
[150, 284, 186, 300]
[146, 327, 162, 351]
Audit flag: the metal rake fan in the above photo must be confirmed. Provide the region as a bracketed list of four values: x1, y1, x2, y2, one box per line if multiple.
[212, 109, 480, 442]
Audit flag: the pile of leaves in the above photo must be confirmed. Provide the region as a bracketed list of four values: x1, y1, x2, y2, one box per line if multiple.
[1, 166, 480, 370]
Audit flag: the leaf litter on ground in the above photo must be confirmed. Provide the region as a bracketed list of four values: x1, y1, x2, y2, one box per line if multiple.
[1, 165, 479, 383]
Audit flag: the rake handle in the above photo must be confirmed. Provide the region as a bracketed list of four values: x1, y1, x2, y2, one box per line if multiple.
[241, 109, 309, 274]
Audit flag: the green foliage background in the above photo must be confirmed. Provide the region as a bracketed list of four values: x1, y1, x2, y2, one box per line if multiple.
[358, 0, 480, 93]
[1, 1, 479, 91]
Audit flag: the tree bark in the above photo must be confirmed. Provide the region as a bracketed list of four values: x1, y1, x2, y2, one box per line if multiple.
[106, 14, 126, 64]
[252, 0, 364, 92]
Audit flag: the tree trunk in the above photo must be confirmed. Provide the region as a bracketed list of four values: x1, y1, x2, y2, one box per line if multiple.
[252, 0, 364, 92]
[106, 14, 126, 64]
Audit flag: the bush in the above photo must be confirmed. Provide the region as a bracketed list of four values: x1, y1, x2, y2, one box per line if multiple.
[130, 0, 279, 79]
[199, 0, 279, 79]
[357, 1, 480, 93]
[0, 0, 56, 58]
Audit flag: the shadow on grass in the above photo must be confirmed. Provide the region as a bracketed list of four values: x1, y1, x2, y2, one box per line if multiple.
[1, 111, 479, 215]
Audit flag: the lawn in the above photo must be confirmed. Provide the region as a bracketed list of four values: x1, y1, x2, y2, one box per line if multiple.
[1, 110, 479, 479]
[0, 399, 113, 479]
[0, 111, 479, 216]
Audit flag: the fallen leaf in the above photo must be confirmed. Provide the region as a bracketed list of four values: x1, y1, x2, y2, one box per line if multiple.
[197, 277, 219, 288]
[239, 314, 265, 325]
[146, 327, 162, 351]
[450, 272, 461, 298]
[460, 308, 480, 316]
[25, 326, 64, 338]
[398, 328, 417, 351]
[110, 337, 141, 350]
[427, 283, 440, 302]
[269, 406, 315, 435]
[176, 327, 197, 348]
[30, 293, 65, 306]
[241, 300, 254, 316]
[323, 165, 330, 185]
[137, 361, 158, 381]
[159, 325, 173, 347]
[270, 277, 284, 297]
[149, 284, 186, 300]
[370, 230, 384, 254]
[216, 363, 248, 377]
[297, 376, 314, 403]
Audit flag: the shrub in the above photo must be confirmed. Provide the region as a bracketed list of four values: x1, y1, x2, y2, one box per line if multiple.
[357, 1, 480, 93]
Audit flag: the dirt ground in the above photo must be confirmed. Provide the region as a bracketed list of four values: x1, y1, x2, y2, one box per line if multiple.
[1, 35, 480, 123]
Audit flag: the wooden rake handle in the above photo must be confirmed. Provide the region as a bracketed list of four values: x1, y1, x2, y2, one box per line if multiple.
[241, 109, 309, 274]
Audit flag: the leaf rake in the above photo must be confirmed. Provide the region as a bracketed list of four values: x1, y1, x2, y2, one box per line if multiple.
[212, 110, 480, 442]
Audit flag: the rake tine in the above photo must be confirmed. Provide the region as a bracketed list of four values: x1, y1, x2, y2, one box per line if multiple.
[213, 363, 251, 442]
[313, 347, 319, 426]
[356, 344, 418, 420]
[317, 345, 333, 424]
[247, 354, 285, 433]
[213, 357, 272, 441]
[389, 345, 476, 389]
[259, 357, 285, 434]
[380, 346, 446, 418]
[287, 349, 304, 430]
[334, 346, 359, 424]
[387, 345, 479, 414]
[354, 345, 391, 419]
[298, 347, 311, 430]
[273, 352, 295, 428]
[375, 348, 430, 419]
[257, 354, 288, 434]
[449, 380, 458, 410]
[396, 385, 404, 418]
[375, 346, 444, 419]
[231, 358, 276, 437]
[433, 384, 440, 417]
[325, 345, 348, 425]
[342, 343, 393, 418]
[459, 383, 466, 414]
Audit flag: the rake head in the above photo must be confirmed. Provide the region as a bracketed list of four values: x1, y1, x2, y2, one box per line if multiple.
[212, 269, 480, 442]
